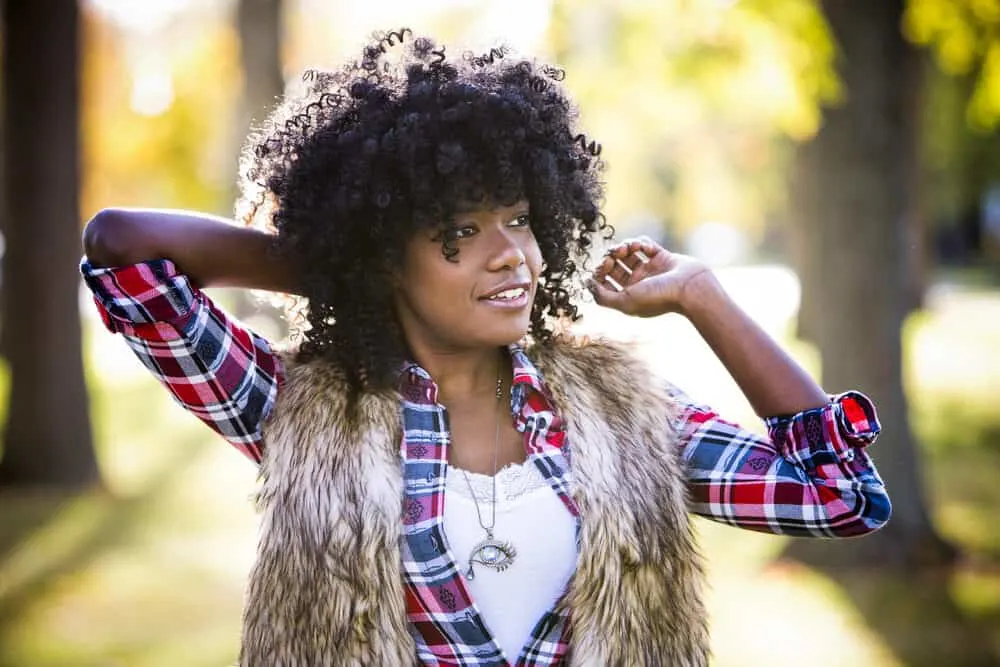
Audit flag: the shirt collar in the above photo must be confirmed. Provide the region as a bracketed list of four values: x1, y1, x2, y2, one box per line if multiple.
[397, 343, 553, 406]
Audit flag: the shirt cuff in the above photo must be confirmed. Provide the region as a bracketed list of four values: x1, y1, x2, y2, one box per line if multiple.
[80, 257, 198, 333]
[764, 391, 880, 468]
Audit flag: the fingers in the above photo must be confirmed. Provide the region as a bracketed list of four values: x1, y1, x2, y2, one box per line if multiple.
[596, 246, 639, 289]
[586, 274, 631, 311]
[594, 237, 657, 292]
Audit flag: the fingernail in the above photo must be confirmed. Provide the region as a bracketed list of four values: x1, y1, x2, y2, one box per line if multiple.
[604, 275, 624, 292]
[613, 258, 633, 276]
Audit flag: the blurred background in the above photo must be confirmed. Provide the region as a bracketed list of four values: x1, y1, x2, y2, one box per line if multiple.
[1, 0, 999, 665]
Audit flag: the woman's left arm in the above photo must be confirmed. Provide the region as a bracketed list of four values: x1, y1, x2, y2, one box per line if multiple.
[589, 239, 891, 537]
[665, 382, 889, 536]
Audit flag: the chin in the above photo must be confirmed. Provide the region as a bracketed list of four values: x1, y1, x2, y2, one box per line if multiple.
[483, 319, 532, 347]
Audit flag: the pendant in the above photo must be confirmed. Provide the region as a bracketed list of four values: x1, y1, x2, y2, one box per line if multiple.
[465, 532, 517, 581]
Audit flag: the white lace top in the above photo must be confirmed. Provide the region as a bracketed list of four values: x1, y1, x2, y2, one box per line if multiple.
[444, 461, 578, 663]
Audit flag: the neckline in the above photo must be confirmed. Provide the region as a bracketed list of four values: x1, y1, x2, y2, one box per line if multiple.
[449, 459, 527, 480]
[446, 460, 548, 503]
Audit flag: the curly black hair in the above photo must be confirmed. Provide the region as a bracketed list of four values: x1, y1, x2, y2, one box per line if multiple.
[237, 29, 610, 393]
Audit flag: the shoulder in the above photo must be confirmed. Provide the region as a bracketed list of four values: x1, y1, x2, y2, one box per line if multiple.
[278, 349, 349, 396]
[270, 345, 344, 399]
[268, 349, 375, 433]
[271, 346, 400, 421]
[262, 349, 401, 470]
[529, 334, 655, 388]
[528, 335, 678, 419]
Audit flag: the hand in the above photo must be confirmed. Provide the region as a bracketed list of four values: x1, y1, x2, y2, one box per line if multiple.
[588, 238, 716, 318]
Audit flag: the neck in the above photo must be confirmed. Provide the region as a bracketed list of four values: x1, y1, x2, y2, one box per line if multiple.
[407, 342, 507, 403]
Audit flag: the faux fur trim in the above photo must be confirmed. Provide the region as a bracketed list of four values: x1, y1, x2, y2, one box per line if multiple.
[240, 362, 415, 666]
[534, 338, 709, 666]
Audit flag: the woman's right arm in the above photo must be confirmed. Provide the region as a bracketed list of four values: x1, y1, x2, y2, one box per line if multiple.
[82, 208, 298, 464]
[82, 207, 299, 292]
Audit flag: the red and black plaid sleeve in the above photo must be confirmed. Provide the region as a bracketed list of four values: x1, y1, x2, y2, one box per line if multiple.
[667, 383, 891, 537]
[81, 258, 283, 463]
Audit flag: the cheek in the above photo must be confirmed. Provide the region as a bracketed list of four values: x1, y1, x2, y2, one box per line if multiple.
[526, 237, 544, 274]
[399, 256, 471, 312]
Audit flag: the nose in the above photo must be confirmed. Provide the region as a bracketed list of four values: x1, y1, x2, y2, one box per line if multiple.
[487, 226, 526, 271]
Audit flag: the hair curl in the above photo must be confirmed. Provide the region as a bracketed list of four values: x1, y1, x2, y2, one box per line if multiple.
[237, 29, 611, 393]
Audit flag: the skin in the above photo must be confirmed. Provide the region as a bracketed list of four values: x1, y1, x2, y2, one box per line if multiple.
[392, 201, 540, 473]
[591, 237, 828, 417]
[82, 208, 298, 292]
[83, 206, 829, 475]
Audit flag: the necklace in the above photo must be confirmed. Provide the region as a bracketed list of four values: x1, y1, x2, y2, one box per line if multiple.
[461, 364, 518, 581]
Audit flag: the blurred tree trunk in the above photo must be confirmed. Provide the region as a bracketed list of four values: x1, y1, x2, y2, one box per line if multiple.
[228, 0, 286, 335]
[788, 0, 952, 567]
[0, 0, 99, 488]
[237, 0, 284, 127]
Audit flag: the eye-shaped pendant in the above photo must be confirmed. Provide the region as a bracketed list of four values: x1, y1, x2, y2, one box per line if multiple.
[465, 534, 517, 581]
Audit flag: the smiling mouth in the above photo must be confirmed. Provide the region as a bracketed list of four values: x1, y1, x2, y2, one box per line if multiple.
[483, 287, 528, 302]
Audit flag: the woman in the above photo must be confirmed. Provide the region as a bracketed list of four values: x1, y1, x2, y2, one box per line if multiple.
[81, 31, 890, 666]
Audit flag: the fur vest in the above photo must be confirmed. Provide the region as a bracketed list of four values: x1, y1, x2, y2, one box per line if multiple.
[241, 338, 709, 666]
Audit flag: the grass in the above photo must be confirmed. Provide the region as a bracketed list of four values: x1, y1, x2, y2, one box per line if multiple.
[1, 271, 998, 666]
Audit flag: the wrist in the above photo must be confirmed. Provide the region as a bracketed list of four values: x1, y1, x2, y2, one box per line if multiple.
[677, 269, 730, 321]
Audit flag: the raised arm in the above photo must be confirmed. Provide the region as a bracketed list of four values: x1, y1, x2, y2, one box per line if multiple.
[83, 207, 299, 293]
[590, 238, 827, 416]
[590, 238, 891, 537]
[81, 208, 295, 463]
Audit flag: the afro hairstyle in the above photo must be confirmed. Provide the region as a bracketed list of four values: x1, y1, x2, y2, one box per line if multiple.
[237, 29, 611, 393]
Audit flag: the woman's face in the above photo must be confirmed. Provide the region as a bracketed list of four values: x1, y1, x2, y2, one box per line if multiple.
[393, 200, 543, 355]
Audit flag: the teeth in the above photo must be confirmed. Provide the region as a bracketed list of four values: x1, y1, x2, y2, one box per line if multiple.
[487, 288, 525, 301]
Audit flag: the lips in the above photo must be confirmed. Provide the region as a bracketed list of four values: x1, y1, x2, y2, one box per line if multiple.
[484, 286, 527, 302]
[479, 281, 531, 301]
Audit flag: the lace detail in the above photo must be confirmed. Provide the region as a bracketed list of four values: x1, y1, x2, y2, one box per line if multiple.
[447, 461, 549, 503]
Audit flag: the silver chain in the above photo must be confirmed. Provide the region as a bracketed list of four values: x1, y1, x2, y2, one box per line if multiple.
[461, 373, 503, 536]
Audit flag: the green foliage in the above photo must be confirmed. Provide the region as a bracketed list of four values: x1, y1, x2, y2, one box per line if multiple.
[545, 0, 1000, 248]
[548, 0, 839, 238]
[81, 13, 242, 218]
[905, 0, 1000, 130]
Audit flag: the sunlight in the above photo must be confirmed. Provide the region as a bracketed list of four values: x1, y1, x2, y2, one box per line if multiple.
[87, 0, 554, 116]
[88, 0, 196, 31]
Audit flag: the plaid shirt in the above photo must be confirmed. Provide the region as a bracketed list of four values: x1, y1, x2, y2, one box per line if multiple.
[399, 352, 578, 665]
[81, 258, 890, 665]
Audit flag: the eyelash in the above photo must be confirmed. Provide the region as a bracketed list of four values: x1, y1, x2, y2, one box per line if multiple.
[446, 214, 531, 240]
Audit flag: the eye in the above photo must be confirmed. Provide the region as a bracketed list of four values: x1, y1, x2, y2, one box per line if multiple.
[452, 225, 478, 239]
[465, 538, 518, 580]
[435, 224, 478, 242]
[509, 214, 531, 228]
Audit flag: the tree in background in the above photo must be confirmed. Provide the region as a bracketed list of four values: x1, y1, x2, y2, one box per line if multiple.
[547, 0, 844, 253]
[906, 0, 1000, 265]
[789, 0, 952, 569]
[548, 3, 998, 658]
[786, 4, 1000, 662]
[0, 0, 99, 488]
[236, 0, 284, 133]
[228, 0, 288, 336]
[549, 0, 976, 570]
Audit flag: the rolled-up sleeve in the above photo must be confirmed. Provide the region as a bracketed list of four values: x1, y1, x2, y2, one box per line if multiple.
[81, 258, 283, 463]
[670, 383, 891, 538]
[83, 257, 199, 334]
